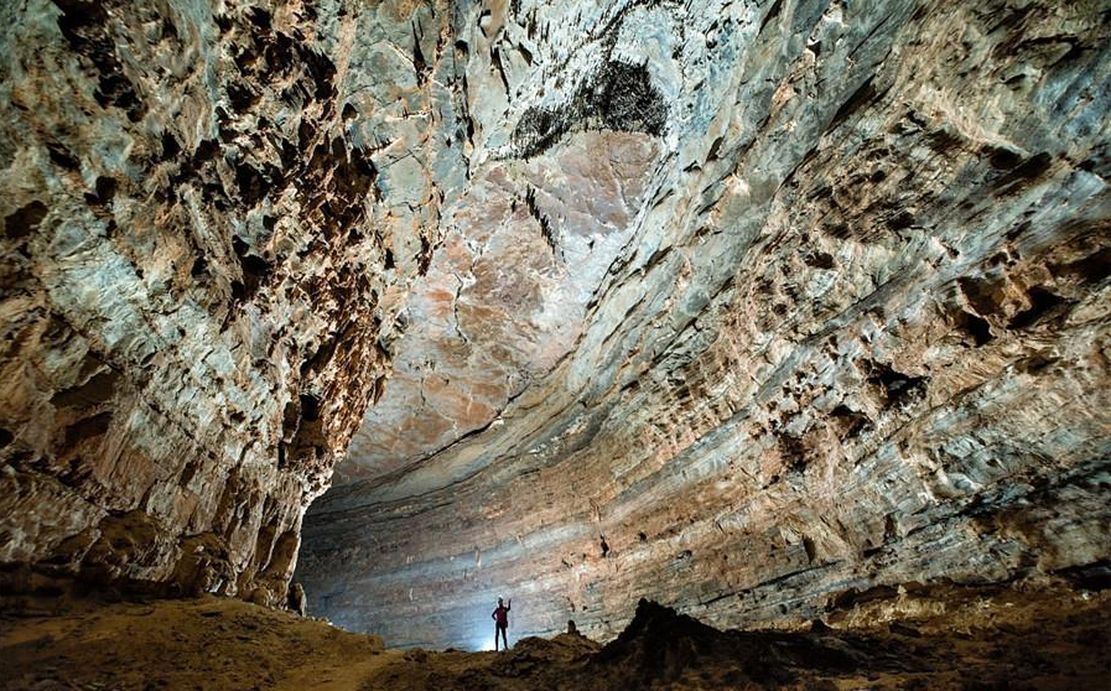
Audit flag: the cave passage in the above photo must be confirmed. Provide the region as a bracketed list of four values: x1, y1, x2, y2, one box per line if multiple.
[0, 0, 1109, 687]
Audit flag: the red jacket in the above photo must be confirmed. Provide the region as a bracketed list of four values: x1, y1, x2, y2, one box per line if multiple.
[492, 604, 510, 626]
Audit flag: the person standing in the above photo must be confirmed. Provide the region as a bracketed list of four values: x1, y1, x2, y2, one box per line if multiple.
[492, 597, 511, 650]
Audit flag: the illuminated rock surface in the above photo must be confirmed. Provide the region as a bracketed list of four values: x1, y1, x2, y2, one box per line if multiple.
[298, 0, 1111, 648]
[0, 0, 420, 603]
[0, 0, 1108, 661]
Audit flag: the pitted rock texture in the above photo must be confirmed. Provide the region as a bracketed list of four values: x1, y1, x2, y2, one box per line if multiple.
[342, 130, 659, 483]
[0, 0, 462, 602]
[0, 0, 1108, 650]
[299, 0, 1111, 649]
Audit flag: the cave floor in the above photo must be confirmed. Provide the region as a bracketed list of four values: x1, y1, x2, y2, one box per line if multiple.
[1, 585, 1108, 690]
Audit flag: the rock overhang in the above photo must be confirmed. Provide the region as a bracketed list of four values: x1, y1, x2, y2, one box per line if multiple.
[298, 0, 1111, 649]
[0, 0, 1107, 654]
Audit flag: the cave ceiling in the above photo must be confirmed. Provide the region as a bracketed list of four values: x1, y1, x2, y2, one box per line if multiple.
[0, 0, 1107, 653]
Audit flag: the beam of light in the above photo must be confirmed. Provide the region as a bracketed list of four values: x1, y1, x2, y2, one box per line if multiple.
[473, 630, 498, 651]
[457, 599, 512, 651]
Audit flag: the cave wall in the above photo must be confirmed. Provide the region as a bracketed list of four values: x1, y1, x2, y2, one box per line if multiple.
[298, 0, 1111, 647]
[0, 0, 461, 602]
[1, 0, 1106, 646]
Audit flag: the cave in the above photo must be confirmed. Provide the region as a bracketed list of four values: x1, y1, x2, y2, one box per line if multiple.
[2, 0, 1109, 688]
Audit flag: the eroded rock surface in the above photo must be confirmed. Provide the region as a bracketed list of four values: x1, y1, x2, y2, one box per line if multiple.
[299, 0, 1111, 648]
[0, 0, 460, 602]
[0, 0, 1107, 649]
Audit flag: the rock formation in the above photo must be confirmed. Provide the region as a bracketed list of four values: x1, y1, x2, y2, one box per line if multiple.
[0, 0, 437, 604]
[298, 0, 1111, 648]
[5, 586, 1111, 688]
[0, 0, 1107, 654]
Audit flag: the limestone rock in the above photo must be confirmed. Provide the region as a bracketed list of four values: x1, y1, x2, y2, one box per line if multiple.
[0, 0, 450, 602]
[0, 0, 1107, 649]
[298, 0, 1111, 648]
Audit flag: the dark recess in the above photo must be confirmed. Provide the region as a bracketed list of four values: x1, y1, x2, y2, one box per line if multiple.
[61, 411, 113, 449]
[51, 370, 120, 408]
[512, 61, 667, 158]
[231, 235, 273, 300]
[53, 0, 146, 122]
[4, 201, 49, 240]
[1056, 559, 1111, 591]
[955, 310, 993, 346]
[827, 77, 880, 132]
[866, 361, 927, 406]
[1008, 287, 1068, 330]
[830, 404, 872, 439]
[299, 394, 321, 422]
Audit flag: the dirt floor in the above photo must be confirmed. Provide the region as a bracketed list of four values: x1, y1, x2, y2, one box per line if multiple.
[1, 582, 1108, 690]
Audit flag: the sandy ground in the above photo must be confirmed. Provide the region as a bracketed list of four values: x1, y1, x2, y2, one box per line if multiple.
[1, 583, 1108, 689]
[0, 595, 393, 690]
